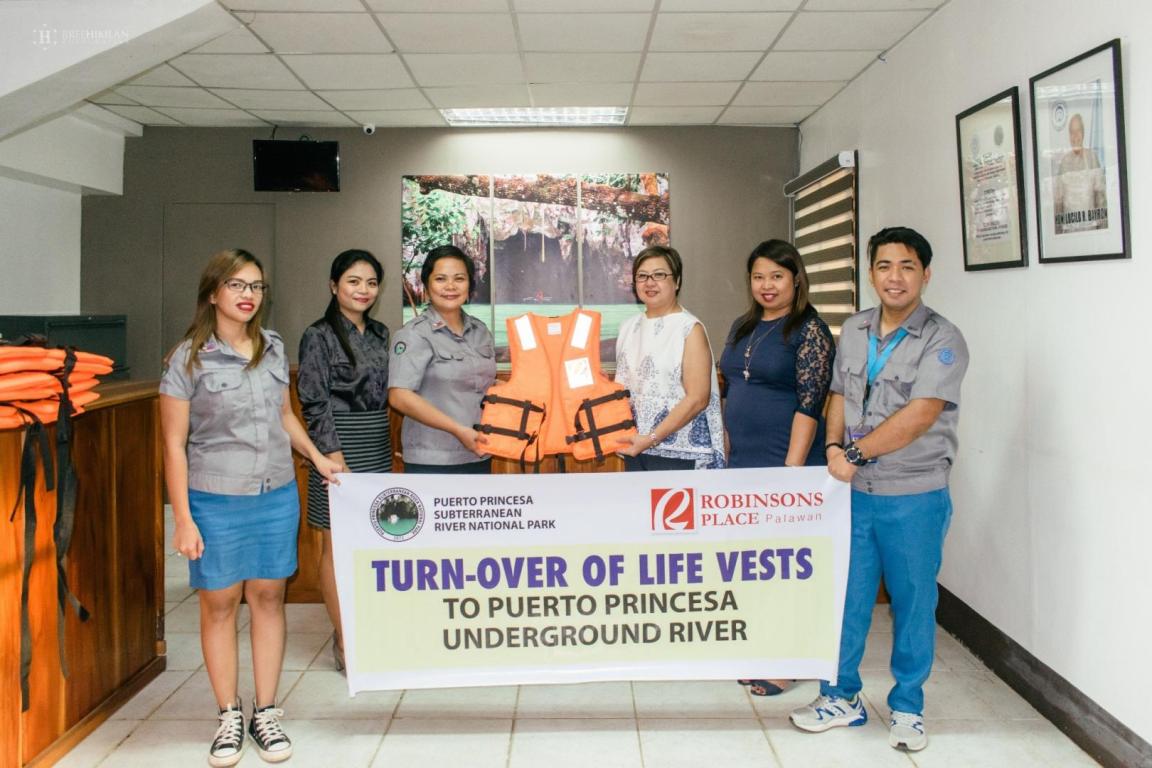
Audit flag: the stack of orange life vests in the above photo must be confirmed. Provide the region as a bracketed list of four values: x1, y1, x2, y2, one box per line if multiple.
[475, 309, 637, 466]
[0, 344, 112, 429]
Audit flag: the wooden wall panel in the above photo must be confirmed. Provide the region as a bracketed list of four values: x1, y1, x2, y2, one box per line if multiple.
[1, 434, 25, 768]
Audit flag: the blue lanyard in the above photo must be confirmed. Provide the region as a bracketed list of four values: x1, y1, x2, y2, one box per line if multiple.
[864, 328, 908, 404]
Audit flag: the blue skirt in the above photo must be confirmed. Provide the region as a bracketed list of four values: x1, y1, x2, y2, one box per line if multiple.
[187, 480, 300, 591]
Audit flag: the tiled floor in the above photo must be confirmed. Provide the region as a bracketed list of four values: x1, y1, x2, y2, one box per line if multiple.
[58, 548, 1102, 767]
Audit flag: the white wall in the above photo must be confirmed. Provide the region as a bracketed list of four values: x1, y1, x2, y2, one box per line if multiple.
[799, 0, 1151, 743]
[0, 175, 80, 315]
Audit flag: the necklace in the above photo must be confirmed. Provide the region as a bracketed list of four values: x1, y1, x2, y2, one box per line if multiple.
[742, 317, 785, 381]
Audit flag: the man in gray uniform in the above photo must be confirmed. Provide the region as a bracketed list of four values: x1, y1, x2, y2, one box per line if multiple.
[790, 226, 969, 753]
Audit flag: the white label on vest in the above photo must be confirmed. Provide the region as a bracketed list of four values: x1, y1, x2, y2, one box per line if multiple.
[565, 357, 594, 389]
[547, 322, 562, 336]
[571, 312, 592, 350]
[515, 315, 537, 351]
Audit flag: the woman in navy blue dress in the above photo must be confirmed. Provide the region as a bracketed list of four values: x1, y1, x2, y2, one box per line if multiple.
[719, 239, 834, 698]
[720, 239, 834, 469]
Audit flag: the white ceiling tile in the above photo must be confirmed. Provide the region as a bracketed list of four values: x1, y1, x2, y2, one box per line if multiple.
[517, 14, 651, 52]
[125, 64, 197, 87]
[405, 54, 524, 86]
[377, 14, 516, 53]
[251, 110, 357, 126]
[424, 85, 532, 109]
[661, 0, 800, 8]
[718, 105, 814, 124]
[775, 10, 930, 50]
[633, 81, 741, 106]
[516, 0, 655, 9]
[650, 12, 790, 51]
[282, 54, 413, 89]
[628, 106, 723, 124]
[115, 86, 234, 109]
[525, 53, 642, 83]
[804, 0, 944, 9]
[250, 13, 392, 54]
[191, 26, 269, 54]
[153, 108, 271, 127]
[171, 54, 302, 89]
[529, 83, 633, 107]
[99, 105, 183, 125]
[318, 89, 431, 110]
[222, 0, 364, 10]
[346, 109, 446, 127]
[365, 0, 506, 10]
[733, 81, 844, 106]
[209, 89, 330, 110]
[89, 89, 139, 106]
[751, 50, 875, 80]
[641, 52, 762, 82]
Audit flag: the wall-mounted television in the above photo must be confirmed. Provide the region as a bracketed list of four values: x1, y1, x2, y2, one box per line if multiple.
[253, 139, 340, 192]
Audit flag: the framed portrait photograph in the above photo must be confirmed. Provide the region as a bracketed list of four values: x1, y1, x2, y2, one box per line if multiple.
[1029, 39, 1130, 263]
[956, 87, 1028, 271]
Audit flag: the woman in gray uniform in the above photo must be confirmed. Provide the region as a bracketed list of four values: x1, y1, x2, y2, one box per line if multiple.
[388, 245, 496, 473]
[297, 249, 391, 672]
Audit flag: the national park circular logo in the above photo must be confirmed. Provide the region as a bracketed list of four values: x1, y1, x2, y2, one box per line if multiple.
[369, 488, 425, 542]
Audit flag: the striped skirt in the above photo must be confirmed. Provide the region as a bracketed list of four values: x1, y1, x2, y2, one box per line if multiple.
[307, 410, 391, 529]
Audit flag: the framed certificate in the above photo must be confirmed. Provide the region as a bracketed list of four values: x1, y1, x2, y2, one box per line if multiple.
[955, 87, 1028, 271]
[1029, 39, 1130, 263]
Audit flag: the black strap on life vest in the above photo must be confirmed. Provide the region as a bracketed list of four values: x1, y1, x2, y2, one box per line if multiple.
[8, 407, 54, 711]
[51, 349, 91, 683]
[566, 389, 636, 461]
[474, 394, 547, 471]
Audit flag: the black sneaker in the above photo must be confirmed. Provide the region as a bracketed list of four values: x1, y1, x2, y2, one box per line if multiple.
[208, 699, 245, 767]
[249, 703, 293, 763]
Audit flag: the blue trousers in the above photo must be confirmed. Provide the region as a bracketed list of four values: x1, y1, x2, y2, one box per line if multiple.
[821, 487, 952, 715]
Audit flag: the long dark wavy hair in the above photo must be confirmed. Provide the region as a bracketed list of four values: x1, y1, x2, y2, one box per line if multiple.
[325, 249, 383, 366]
[171, 249, 269, 373]
[728, 239, 816, 344]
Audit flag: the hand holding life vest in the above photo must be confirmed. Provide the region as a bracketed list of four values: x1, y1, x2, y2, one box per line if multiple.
[475, 310, 636, 464]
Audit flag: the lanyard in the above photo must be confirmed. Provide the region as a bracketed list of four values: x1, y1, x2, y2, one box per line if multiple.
[863, 327, 908, 405]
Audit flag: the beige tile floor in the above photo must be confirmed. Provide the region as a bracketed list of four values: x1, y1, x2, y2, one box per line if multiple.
[57, 545, 1103, 767]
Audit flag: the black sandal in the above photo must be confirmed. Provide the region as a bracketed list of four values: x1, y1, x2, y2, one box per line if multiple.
[748, 679, 787, 697]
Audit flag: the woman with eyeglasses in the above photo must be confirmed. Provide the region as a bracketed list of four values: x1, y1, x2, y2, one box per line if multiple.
[297, 249, 391, 673]
[388, 244, 496, 473]
[614, 245, 725, 470]
[160, 249, 341, 767]
[718, 239, 834, 697]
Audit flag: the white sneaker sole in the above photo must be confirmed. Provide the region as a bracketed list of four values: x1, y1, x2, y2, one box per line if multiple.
[790, 714, 867, 733]
[255, 745, 293, 763]
[208, 743, 244, 768]
[889, 731, 928, 751]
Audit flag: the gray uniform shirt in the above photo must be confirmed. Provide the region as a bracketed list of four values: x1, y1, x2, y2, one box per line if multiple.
[388, 306, 496, 466]
[159, 330, 295, 494]
[831, 303, 968, 495]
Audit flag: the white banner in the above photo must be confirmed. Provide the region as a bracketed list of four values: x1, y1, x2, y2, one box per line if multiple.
[330, 467, 850, 694]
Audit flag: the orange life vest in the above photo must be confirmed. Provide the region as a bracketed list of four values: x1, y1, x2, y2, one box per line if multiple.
[475, 310, 637, 463]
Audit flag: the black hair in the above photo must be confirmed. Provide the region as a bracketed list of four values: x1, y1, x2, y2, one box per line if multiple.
[325, 249, 383, 366]
[632, 244, 684, 299]
[420, 244, 475, 294]
[867, 226, 933, 268]
[728, 239, 817, 345]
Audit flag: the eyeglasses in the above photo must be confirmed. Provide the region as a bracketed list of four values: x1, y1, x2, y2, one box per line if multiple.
[222, 279, 269, 295]
[635, 271, 672, 284]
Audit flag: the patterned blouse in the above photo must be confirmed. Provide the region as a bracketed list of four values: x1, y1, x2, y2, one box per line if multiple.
[614, 308, 726, 469]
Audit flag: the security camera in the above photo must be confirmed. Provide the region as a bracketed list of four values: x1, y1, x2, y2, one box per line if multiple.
[362, 123, 376, 135]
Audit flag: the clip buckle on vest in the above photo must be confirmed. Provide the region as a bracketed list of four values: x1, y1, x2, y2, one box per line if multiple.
[475, 394, 545, 442]
[566, 390, 636, 461]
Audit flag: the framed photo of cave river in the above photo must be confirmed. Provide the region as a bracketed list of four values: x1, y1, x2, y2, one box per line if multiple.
[955, 86, 1028, 271]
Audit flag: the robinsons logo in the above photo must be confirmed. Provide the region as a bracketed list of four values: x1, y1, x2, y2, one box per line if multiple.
[370, 488, 425, 542]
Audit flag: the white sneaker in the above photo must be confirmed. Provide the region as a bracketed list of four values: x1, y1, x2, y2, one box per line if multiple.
[208, 699, 244, 767]
[789, 694, 868, 732]
[249, 704, 292, 763]
[889, 710, 927, 751]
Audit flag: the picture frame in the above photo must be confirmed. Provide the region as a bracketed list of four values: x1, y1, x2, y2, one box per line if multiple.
[1029, 39, 1130, 263]
[956, 87, 1028, 271]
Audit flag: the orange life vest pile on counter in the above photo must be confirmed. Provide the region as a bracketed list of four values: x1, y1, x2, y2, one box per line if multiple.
[0, 343, 114, 429]
[476, 309, 637, 464]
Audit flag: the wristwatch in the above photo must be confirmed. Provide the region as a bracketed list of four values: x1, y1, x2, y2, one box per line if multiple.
[843, 441, 869, 467]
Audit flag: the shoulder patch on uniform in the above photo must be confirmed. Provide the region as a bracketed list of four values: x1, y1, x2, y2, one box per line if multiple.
[937, 348, 955, 365]
[393, 341, 407, 355]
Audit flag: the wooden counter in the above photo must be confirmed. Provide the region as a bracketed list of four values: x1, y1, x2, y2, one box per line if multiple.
[0, 380, 164, 768]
